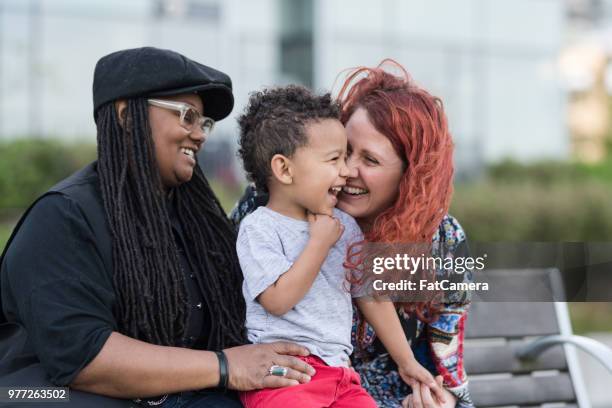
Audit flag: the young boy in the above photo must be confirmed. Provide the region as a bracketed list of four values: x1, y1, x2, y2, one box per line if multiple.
[236, 86, 445, 407]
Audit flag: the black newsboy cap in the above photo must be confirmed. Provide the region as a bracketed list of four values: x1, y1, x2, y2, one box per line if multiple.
[93, 47, 234, 122]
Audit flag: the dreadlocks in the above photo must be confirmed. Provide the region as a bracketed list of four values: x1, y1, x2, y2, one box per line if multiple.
[95, 98, 246, 350]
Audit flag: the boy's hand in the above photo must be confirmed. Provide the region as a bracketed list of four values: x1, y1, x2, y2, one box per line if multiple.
[307, 213, 344, 249]
[399, 358, 447, 405]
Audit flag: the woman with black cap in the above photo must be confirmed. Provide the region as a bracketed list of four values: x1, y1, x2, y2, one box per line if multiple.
[0, 47, 315, 407]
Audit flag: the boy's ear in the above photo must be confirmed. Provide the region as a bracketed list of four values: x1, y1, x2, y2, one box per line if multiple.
[270, 154, 294, 186]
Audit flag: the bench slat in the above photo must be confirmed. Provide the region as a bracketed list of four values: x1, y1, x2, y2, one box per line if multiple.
[518, 406, 577, 408]
[470, 373, 576, 406]
[470, 268, 564, 302]
[466, 301, 560, 339]
[464, 339, 567, 374]
[522, 406, 578, 408]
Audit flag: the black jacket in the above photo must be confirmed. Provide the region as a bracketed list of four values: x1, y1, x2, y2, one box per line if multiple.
[0, 162, 210, 407]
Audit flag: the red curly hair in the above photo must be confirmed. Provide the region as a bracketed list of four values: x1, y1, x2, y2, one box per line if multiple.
[338, 60, 454, 326]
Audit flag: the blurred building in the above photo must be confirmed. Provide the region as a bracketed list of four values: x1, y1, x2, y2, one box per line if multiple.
[563, 0, 612, 163]
[0, 0, 280, 141]
[0, 0, 569, 180]
[310, 0, 567, 178]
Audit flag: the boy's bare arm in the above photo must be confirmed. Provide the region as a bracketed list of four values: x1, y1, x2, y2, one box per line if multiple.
[356, 298, 448, 404]
[355, 298, 415, 366]
[258, 213, 343, 316]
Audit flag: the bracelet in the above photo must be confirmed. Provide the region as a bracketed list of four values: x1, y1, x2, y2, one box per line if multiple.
[215, 351, 229, 393]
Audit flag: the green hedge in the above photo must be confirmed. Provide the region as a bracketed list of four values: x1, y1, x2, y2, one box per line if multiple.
[2, 142, 612, 244]
[0, 223, 12, 250]
[487, 158, 612, 186]
[451, 180, 612, 241]
[0, 139, 96, 218]
[569, 303, 612, 334]
[451, 158, 612, 241]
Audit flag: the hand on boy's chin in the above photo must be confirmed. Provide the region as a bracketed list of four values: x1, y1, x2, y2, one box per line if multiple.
[305, 206, 334, 217]
[320, 209, 334, 217]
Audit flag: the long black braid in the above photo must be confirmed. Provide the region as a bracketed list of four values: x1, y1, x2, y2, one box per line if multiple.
[95, 98, 246, 350]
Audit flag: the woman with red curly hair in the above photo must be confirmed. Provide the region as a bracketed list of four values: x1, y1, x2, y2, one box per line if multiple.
[231, 60, 473, 408]
[336, 61, 473, 408]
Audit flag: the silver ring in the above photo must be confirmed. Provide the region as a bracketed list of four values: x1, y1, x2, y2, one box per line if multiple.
[268, 365, 288, 377]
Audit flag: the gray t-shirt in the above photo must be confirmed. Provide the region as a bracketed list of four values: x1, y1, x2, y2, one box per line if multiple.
[236, 206, 362, 367]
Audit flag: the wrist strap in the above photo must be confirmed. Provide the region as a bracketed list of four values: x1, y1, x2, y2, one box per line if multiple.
[215, 351, 229, 392]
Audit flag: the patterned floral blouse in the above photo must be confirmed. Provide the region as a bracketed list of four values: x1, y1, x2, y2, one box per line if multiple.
[230, 185, 474, 408]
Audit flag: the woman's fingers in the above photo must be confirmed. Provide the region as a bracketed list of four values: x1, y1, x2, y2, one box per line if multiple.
[413, 366, 436, 387]
[435, 375, 444, 387]
[420, 382, 436, 408]
[407, 378, 446, 408]
[427, 378, 447, 404]
[270, 341, 310, 357]
[433, 376, 456, 407]
[273, 354, 316, 377]
[264, 368, 310, 387]
[413, 368, 445, 404]
[269, 365, 312, 384]
[261, 375, 300, 389]
[411, 381, 423, 408]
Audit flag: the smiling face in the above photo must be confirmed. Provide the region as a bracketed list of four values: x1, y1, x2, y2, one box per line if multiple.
[279, 119, 349, 218]
[337, 108, 406, 230]
[148, 93, 206, 189]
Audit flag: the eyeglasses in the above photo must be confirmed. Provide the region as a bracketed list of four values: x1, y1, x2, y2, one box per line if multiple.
[147, 99, 215, 137]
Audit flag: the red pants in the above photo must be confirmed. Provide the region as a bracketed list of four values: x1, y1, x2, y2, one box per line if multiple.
[240, 356, 377, 408]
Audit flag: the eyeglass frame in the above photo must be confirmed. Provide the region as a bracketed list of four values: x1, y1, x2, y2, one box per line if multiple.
[147, 98, 215, 136]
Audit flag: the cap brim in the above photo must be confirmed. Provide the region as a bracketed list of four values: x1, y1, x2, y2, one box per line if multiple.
[149, 83, 234, 121]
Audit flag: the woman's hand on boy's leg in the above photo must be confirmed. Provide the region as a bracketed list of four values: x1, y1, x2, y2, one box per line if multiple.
[223, 342, 316, 391]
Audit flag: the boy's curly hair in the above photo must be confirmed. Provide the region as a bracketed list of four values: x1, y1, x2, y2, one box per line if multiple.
[237, 85, 341, 192]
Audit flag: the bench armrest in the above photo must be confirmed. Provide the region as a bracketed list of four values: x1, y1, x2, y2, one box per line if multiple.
[517, 334, 612, 373]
